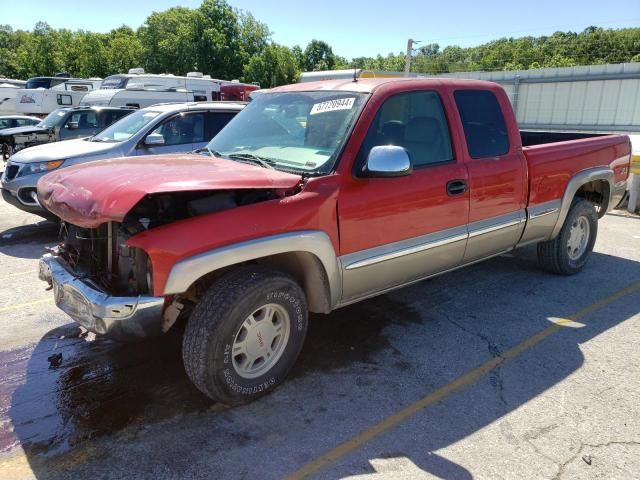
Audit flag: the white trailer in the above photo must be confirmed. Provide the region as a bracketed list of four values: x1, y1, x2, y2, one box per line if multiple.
[15, 77, 102, 116]
[81, 69, 223, 108]
[0, 78, 27, 115]
[81, 87, 195, 109]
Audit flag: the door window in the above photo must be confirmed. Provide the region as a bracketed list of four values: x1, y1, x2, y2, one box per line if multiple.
[0, 119, 11, 129]
[204, 111, 237, 141]
[454, 90, 509, 158]
[150, 112, 205, 146]
[15, 119, 37, 127]
[67, 111, 98, 130]
[97, 110, 131, 128]
[356, 90, 454, 171]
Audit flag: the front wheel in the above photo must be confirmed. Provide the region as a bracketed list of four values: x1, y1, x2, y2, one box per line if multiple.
[537, 198, 598, 275]
[182, 266, 308, 405]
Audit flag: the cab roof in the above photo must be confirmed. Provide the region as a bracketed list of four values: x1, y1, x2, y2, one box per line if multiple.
[269, 77, 501, 94]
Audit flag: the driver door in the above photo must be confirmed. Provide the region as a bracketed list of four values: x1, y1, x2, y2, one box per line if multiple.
[338, 90, 470, 303]
[136, 112, 205, 155]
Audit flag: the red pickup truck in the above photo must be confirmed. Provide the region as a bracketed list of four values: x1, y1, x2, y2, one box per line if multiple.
[37, 78, 631, 404]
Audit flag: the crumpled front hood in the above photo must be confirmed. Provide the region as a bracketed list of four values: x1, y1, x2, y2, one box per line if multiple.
[37, 154, 303, 228]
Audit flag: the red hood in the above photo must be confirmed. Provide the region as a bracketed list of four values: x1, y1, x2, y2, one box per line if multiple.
[37, 154, 302, 228]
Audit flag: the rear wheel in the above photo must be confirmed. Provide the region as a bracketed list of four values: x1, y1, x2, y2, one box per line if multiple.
[182, 266, 308, 405]
[537, 198, 598, 275]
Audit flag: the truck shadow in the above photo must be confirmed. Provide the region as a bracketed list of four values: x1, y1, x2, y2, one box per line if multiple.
[4, 249, 640, 479]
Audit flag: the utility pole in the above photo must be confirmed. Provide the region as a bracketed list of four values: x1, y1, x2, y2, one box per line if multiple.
[404, 39, 414, 77]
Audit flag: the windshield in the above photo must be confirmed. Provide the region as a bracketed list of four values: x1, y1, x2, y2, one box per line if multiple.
[100, 75, 128, 90]
[207, 91, 367, 174]
[38, 109, 67, 128]
[25, 77, 52, 89]
[91, 109, 161, 143]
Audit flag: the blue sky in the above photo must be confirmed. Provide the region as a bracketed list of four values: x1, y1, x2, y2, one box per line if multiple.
[2, 0, 639, 59]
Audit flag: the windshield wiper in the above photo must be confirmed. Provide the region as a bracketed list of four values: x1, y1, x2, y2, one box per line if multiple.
[194, 147, 223, 157]
[227, 153, 276, 169]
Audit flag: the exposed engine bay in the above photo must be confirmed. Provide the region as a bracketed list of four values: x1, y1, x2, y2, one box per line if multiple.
[121, 189, 280, 234]
[55, 188, 282, 296]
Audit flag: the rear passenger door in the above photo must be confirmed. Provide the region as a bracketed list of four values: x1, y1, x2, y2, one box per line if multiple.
[453, 89, 527, 262]
[338, 90, 469, 303]
[97, 109, 131, 132]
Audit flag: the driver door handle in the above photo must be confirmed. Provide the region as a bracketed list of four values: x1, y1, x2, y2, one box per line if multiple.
[446, 179, 467, 196]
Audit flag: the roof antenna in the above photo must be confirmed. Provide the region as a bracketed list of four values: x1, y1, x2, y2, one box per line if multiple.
[352, 65, 358, 83]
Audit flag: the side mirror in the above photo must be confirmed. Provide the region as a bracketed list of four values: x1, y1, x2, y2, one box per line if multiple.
[66, 121, 79, 130]
[144, 133, 165, 146]
[362, 145, 412, 178]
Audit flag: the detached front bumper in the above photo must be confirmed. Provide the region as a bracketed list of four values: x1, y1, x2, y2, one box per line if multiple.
[39, 253, 165, 339]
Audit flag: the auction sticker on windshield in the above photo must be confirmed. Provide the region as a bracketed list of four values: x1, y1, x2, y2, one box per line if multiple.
[310, 97, 355, 115]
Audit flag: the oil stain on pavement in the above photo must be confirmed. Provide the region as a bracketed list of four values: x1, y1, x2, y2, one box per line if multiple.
[0, 294, 421, 459]
[1, 324, 210, 457]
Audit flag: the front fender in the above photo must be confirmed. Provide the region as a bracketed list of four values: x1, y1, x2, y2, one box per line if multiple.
[163, 230, 342, 308]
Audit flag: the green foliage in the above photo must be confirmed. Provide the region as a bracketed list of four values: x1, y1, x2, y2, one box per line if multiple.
[303, 40, 336, 71]
[243, 43, 299, 87]
[140, 7, 202, 75]
[350, 27, 640, 74]
[0, 5, 638, 88]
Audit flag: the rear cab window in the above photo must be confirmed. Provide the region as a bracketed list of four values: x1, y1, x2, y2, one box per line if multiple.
[356, 90, 454, 171]
[454, 90, 509, 158]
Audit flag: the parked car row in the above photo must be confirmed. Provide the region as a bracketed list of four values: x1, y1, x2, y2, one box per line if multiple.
[1, 101, 244, 217]
[0, 106, 133, 161]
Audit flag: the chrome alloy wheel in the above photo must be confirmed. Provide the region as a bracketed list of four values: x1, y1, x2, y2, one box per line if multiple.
[231, 303, 291, 379]
[567, 215, 590, 260]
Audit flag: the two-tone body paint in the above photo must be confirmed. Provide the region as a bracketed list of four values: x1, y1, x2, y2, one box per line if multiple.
[127, 175, 342, 297]
[39, 78, 632, 312]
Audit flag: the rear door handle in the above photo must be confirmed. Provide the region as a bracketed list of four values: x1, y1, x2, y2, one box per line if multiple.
[446, 179, 467, 196]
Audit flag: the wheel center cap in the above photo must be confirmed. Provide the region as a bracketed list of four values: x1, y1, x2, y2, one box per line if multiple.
[246, 324, 273, 358]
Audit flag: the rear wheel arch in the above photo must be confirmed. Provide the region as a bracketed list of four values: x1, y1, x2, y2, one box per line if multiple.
[551, 168, 613, 238]
[574, 179, 610, 218]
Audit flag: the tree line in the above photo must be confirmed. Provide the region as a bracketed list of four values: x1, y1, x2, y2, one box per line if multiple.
[0, 0, 638, 88]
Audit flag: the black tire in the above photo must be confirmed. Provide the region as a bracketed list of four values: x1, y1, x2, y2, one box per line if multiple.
[1, 142, 12, 161]
[537, 198, 598, 275]
[182, 266, 308, 405]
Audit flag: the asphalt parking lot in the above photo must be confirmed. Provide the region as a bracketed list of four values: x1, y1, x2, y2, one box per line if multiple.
[0, 196, 638, 480]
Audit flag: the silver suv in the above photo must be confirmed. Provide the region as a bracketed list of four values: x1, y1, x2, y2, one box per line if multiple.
[1, 101, 244, 218]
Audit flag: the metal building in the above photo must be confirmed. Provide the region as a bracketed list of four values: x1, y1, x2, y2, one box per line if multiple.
[435, 63, 640, 134]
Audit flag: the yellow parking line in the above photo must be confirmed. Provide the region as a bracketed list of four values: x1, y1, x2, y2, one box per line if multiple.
[284, 282, 640, 480]
[0, 298, 51, 313]
[1, 270, 37, 279]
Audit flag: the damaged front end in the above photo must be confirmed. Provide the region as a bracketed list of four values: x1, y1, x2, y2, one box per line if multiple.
[37, 156, 304, 339]
[38, 220, 167, 339]
[38, 187, 294, 340]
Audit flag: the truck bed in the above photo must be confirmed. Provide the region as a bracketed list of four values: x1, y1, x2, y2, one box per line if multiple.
[521, 130, 609, 147]
[522, 133, 631, 207]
